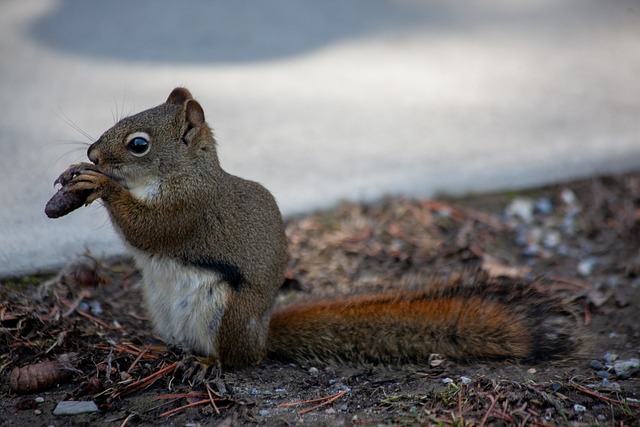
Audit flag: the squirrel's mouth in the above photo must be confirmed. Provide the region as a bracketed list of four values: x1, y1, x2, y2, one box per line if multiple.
[95, 164, 125, 186]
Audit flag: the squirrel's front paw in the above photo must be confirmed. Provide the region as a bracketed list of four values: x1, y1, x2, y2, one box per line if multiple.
[68, 169, 118, 204]
[45, 165, 105, 219]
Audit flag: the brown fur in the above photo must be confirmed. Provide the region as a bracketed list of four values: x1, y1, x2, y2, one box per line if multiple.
[59, 88, 581, 369]
[268, 273, 580, 364]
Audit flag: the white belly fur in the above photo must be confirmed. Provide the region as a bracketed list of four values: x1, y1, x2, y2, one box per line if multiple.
[130, 248, 230, 358]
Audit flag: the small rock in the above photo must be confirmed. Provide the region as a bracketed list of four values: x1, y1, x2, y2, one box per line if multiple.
[34, 397, 45, 403]
[596, 370, 610, 379]
[589, 360, 604, 370]
[251, 388, 260, 395]
[505, 197, 535, 223]
[258, 409, 270, 416]
[543, 231, 561, 249]
[613, 358, 640, 379]
[308, 367, 319, 376]
[89, 300, 102, 316]
[460, 376, 472, 385]
[442, 378, 453, 384]
[34, 409, 42, 415]
[527, 368, 536, 374]
[550, 383, 562, 391]
[560, 188, 578, 206]
[324, 408, 336, 415]
[604, 352, 618, 364]
[340, 404, 348, 411]
[562, 210, 580, 235]
[515, 225, 529, 246]
[573, 404, 586, 413]
[429, 357, 444, 368]
[523, 243, 541, 257]
[577, 258, 596, 276]
[53, 401, 99, 416]
[275, 388, 287, 393]
[534, 197, 553, 215]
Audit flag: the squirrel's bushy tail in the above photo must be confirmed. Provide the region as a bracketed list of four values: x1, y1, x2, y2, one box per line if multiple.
[267, 273, 581, 364]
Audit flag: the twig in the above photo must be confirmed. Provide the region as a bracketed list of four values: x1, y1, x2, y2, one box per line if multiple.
[457, 384, 464, 422]
[106, 347, 114, 382]
[158, 399, 210, 418]
[155, 393, 208, 400]
[127, 346, 149, 373]
[62, 289, 92, 317]
[573, 382, 640, 409]
[279, 390, 347, 415]
[118, 412, 136, 427]
[479, 394, 499, 427]
[206, 383, 221, 415]
[421, 200, 505, 231]
[548, 276, 593, 291]
[113, 362, 178, 398]
[60, 297, 126, 330]
[77, 308, 125, 330]
[95, 343, 157, 360]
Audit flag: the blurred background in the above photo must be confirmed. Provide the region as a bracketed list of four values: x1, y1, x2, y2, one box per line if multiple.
[1, 0, 639, 276]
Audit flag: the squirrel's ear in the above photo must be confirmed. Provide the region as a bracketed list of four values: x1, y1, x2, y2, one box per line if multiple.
[185, 100, 205, 127]
[166, 87, 193, 105]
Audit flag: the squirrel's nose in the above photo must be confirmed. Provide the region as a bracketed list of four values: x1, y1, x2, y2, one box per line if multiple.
[87, 144, 100, 165]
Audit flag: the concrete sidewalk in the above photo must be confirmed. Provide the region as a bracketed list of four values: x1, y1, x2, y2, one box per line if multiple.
[1, 0, 639, 277]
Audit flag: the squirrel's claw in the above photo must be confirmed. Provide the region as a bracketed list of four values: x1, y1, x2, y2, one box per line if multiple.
[54, 162, 100, 187]
[178, 354, 221, 385]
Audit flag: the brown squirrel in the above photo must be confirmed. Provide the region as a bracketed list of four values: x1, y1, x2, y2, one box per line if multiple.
[49, 88, 580, 369]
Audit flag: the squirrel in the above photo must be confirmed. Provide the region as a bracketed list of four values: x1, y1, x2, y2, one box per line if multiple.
[51, 87, 580, 369]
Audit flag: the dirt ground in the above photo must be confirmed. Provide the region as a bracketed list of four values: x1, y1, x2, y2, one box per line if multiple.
[1, 173, 639, 426]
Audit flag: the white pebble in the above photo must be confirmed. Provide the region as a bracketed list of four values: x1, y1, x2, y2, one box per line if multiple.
[543, 231, 561, 249]
[573, 404, 586, 413]
[35, 397, 45, 403]
[308, 367, 319, 375]
[505, 197, 535, 223]
[560, 188, 578, 206]
[442, 378, 454, 384]
[577, 258, 596, 276]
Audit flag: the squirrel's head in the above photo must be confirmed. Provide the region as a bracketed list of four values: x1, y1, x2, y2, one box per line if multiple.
[87, 88, 217, 198]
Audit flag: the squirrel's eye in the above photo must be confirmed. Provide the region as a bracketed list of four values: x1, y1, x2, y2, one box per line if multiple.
[125, 132, 151, 157]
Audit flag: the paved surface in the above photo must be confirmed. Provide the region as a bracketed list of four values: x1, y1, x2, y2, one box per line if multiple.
[1, 0, 639, 277]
